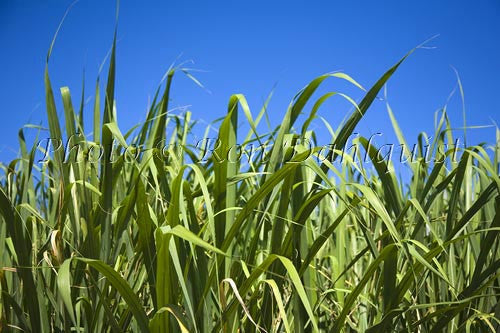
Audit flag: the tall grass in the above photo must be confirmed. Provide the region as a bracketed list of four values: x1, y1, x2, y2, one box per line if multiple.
[1, 26, 499, 333]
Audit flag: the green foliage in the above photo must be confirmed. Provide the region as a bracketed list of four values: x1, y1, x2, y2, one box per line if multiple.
[0, 31, 499, 333]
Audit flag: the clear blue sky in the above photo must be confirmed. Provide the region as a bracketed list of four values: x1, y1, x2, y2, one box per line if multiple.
[1, 0, 499, 163]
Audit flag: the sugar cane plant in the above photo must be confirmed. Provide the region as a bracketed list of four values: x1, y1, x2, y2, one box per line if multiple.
[0, 20, 499, 333]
